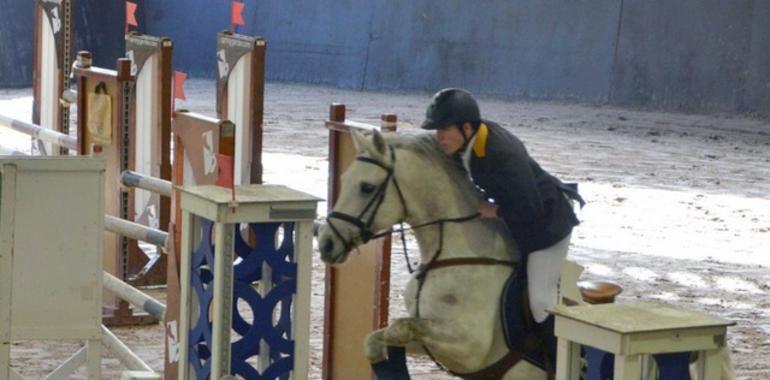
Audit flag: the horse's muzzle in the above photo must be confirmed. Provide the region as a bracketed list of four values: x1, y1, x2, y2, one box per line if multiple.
[317, 224, 348, 264]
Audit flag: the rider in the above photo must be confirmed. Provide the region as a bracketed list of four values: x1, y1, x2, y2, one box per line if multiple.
[421, 88, 584, 369]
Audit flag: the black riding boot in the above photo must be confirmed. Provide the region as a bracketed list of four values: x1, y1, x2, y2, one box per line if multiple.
[536, 315, 557, 376]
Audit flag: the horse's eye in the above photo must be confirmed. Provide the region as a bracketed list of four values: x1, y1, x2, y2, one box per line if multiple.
[360, 182, 377, 194]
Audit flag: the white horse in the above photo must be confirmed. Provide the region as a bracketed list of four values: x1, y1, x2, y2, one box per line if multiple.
[318, 130, 548, 379]
[317, 130, 737, 380]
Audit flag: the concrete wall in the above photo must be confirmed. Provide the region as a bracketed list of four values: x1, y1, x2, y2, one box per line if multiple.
[2, 0, 769, 114]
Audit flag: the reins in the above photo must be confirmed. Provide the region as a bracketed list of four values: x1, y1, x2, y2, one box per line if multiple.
[373, 212, 481, 273]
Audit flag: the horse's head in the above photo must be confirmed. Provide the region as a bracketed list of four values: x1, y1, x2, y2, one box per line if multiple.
[318, 130, 405, 264]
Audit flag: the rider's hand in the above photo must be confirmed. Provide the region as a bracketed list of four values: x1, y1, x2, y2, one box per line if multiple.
[478, 201, 499, 219]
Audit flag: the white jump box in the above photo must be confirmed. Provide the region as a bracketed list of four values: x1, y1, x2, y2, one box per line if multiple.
[0, 157, 105, 379]
[550, 301, 734, 380]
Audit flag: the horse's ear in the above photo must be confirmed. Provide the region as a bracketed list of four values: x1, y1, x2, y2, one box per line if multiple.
[350, 130, 369, 152]
[372, 130, 387, 155]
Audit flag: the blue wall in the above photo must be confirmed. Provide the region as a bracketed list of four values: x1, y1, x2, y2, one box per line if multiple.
[2, 0, 769, 114]
[141, 0, 770, 113]
[364, 0, 619, 101]
[0, 0, 35, 88]
[610, 0, 770, 113]
[0, 0, 124, 88]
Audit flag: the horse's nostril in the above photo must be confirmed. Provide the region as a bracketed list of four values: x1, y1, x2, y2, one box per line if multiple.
[321, 238, 334, 255]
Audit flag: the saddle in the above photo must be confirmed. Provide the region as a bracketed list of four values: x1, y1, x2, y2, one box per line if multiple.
[500, 270, 546, 368]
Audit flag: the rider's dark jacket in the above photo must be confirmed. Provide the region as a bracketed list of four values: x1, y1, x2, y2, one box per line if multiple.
[465, 121, 581, 255]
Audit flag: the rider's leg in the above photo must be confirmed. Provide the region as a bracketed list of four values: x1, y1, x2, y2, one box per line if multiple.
[527, 233, 571, 372]
[526, 233, 571, 323]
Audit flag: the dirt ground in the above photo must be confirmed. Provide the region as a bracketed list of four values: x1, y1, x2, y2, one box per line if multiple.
[1, 80, 769, 379]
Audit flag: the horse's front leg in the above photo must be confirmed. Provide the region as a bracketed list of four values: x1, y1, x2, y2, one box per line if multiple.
[365, 324, 418, 380]
[365, 318, 452, 380]
[366, 317, 480, 369]
[364, 321, 426, 363]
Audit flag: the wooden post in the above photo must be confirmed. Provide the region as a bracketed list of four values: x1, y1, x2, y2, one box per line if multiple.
[32, 0, 73, 155]
[323, 104, 396, 380]
[125, 32, 174, 287]
[216, 32, 267, 185]
[165, 111, 236, 379]
[75, 53, 157, 326]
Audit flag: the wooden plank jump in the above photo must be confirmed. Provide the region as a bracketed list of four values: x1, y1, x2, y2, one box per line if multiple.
[323, 103, 397, 380]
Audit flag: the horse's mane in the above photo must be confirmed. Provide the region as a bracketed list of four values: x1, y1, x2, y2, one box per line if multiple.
[385, 133, 482, 207]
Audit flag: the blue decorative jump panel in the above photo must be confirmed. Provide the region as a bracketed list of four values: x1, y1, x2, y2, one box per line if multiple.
[188, 219, 297, 380]
[582, 346, 693, 380]
[188, 219, 215, 379]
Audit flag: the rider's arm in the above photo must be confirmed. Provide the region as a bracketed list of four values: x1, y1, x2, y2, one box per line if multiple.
[485, 149, 545, 223]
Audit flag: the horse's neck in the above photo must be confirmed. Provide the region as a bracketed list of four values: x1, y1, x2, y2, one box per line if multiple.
[396, 148, 516, 264]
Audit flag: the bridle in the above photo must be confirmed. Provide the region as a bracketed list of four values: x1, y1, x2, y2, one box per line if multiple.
[325, 147, 408, 255]
[325, 146, 478, 269]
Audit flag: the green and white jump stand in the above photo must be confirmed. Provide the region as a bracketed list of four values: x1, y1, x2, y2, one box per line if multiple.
[177, 184, 319, 379]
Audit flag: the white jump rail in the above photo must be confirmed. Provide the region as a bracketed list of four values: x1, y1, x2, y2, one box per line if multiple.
[105, 215, 169, 247]
[121, 170, 173, 198]
[0, 113, 78, 151]
[103, 272, 166, 321]
[101, 326, 156, 373]
[0, 145, 28, 156]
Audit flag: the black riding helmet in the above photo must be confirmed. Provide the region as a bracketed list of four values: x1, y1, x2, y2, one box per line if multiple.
[421, 88, 481, 130]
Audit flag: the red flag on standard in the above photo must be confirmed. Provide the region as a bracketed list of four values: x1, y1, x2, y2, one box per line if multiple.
[126, 2, 138, 27]
[173, 71, 187, 101]
[231, 2, 245, 26]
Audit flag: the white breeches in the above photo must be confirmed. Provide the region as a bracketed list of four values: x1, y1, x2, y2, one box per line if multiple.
[527, 233, 571, 323]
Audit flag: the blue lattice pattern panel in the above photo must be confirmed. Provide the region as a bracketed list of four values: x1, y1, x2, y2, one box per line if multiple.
[188, 219, 215, 379]
[187, 220, 298, 379]
[231, 222, 297, 379]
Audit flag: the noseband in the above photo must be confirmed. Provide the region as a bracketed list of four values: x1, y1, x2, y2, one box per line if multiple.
[325, 148, 408, 253]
